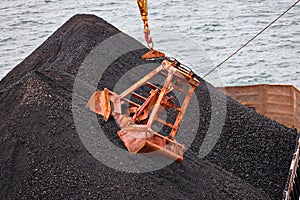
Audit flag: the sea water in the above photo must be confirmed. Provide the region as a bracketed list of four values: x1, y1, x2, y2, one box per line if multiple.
[0, 0, 299, 87]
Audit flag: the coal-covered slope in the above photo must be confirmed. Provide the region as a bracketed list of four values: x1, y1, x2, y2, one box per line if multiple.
[0, 14, 297, 200]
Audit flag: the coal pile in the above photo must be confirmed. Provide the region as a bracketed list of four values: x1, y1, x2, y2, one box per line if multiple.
[0, 14, 298, 200]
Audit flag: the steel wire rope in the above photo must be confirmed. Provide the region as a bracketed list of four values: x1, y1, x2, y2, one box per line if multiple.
[202, 0, 300, 78]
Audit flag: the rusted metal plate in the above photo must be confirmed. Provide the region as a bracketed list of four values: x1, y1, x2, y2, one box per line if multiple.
[86, 88, 111, 121]
[219, 84, 300, 131]
[142, 49, 165, 60]
[117, 127, 149, 154]
[221, 85, 265, 113]
[118, 126, 184, 162]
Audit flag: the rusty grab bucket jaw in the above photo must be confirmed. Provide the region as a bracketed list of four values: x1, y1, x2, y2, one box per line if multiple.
[117, 124, 184, 163]
[86, 88, 111, 121]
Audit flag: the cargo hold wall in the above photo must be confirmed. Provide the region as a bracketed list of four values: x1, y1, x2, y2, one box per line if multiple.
[219, 84, 300, 131]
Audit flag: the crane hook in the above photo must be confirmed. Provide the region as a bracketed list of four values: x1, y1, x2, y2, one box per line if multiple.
[136, 0, 165, 59]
